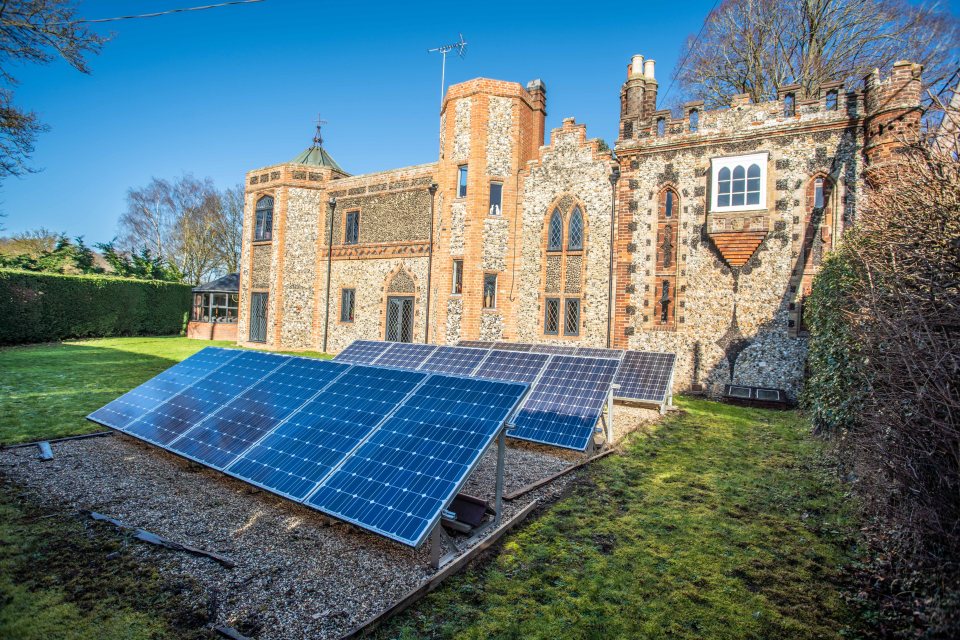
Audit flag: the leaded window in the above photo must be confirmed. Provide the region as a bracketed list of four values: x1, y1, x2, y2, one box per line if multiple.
[664, 190, 674, 218]
[548, 209, 563, 251]
[544, 298, 560, 334]
[814, 177, 824, 209]
[345, 211, 360, 245]
[567, 207, 583, 250]
[564, 298, 580, 335]
[254, 196, 273, 241]
[340, 288, 355, 322]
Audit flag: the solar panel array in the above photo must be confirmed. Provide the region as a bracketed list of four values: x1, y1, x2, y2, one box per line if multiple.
[455, 340, 675, 404]
[89, 348, 528, 548]
[334, 342, 625, 451]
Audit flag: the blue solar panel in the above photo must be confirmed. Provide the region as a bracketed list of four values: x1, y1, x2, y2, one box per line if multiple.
[305, 374, 528, 546]
[473, 349, 549, 384]
[374, 343, 438, 370]
[123, 350, 286, 446]
[493, 342, 533, 352]
[530, 344, 578, 355]
[226, 366, 426, 500]
[511, 356, 621, 451]
[169, 358, 350, 469]
[333, 340, 391, 365]
[613, 351, 676, 403]
[575, 347, 624, 360]
[457, 340, 493, 349]
[418, 346, 488, 376]
[88, 347, 240, 430]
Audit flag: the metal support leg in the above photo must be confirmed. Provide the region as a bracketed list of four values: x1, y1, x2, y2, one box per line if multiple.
[430, 525, 442, 569]
[494, 429, 506, 524]
[606, 389, 614, 445]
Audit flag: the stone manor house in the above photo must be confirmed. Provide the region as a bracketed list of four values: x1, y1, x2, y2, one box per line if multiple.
[236, 54, 923, 399]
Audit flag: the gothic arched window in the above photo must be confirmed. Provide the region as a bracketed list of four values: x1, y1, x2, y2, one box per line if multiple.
[567, 207, 583, 251]
[542, 198, 586, 338]
[254, 195, 274, 241]
[548, 209, 563, 251]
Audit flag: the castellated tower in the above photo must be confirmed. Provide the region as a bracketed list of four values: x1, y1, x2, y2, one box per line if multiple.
[619, 54, 658, 140]
[431, 78, 547, 344]
[863, 60, 923, 169]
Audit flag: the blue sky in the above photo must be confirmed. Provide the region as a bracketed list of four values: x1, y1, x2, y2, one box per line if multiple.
[2, 0, 958, 244]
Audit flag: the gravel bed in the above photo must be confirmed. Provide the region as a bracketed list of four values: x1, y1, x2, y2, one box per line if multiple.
[0, 434, 584, 639]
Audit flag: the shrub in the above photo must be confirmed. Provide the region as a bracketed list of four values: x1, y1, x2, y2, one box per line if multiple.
[0, 269, 192, 344]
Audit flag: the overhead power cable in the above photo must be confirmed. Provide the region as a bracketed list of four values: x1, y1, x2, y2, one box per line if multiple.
[52, 0, 265, 25]
[661, 0, 721, 106]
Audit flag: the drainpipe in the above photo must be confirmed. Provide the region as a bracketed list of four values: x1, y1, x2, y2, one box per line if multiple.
[606, 164, 621, 348]
[322, 197, 336, 354]
[425, 183, 438, 343]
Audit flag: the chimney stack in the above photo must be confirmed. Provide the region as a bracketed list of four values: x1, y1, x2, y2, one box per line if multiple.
[644, 59, 656, 80]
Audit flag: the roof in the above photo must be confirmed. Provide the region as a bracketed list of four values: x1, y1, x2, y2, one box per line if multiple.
[192, 273, 239, 293]
[290, 144, 345, 172]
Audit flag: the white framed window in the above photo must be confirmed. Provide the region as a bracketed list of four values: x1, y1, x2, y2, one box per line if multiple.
[710, 152, 769, 213]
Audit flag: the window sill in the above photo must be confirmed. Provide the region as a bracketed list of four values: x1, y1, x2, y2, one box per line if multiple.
[481, 307, 498, 313]
[710, 204, 767, 214]
[252, 240, 273, 246]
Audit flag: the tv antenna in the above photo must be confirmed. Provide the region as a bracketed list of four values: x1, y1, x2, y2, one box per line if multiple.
[428, 34, 468, 107]
[313, 113, 327, 147]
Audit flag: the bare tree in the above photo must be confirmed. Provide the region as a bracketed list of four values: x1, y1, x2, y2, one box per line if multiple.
[167, 175, 221, 285]
[0, 1, 105, 180]
[118, 175, 237, 285]
[674, 0, 959, 109]
[214, 185, 244, 274]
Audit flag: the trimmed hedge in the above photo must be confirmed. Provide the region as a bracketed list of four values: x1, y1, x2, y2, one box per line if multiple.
[0, 269, 192, 345]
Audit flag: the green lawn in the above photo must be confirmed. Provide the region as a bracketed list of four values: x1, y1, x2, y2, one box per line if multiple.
[0, 336, 328, 445]
[375, 399, 863, 640]
[0, 337, 863, 639]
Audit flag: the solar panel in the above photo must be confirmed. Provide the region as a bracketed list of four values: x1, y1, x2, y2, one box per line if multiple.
[88, 347, 240, 430]
[492, 341, 533, 352]
[89, 350, 529, 549]
[374, 343, 438, 370]
[473, 349, 549, 384]
[168, 358, 350, 469]
[226, 365, 426, 500]
[511, 356, 621, 451]
[575, 347, 625, 360]
[123, 350, 286, 446]
[418, 346, 488, 376]
[305, 374, 528, 546]
[613, 351, 676, 403]
[530, 344, 578, 355]
[456, 340, 493, 349]
[333, 340, 392, 365]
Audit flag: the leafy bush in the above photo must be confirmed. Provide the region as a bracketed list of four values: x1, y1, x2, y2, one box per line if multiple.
[0, 269, 192, 344]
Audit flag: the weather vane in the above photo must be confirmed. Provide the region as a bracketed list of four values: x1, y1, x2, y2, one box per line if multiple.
[428, 34, 468, 108]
